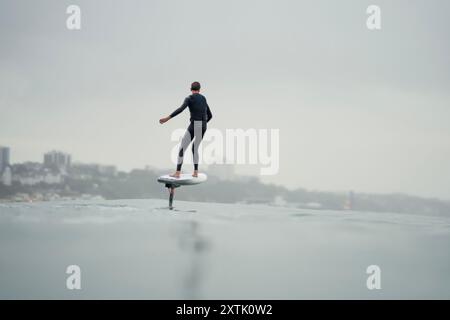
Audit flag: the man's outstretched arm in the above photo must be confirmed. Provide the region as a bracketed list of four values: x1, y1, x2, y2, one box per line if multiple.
[160, 97, 189, 124]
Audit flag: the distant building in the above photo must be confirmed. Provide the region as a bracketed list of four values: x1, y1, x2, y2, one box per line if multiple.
[343, 190, 355, 210]
[10, 162, 63, 186]
[1, 166, 12, 186]
[70, 163, 117, 179]
[97, 165, 117, 177]
[42, 171, 63, 184]
[0, 146, 10, 173]
[44, 151, 71, 171]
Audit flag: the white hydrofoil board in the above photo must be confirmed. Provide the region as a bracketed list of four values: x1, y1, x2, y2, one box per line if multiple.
[157, 173, 207, 186]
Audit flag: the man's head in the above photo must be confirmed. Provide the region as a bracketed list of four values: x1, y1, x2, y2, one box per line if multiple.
[190, 81, 201, 92]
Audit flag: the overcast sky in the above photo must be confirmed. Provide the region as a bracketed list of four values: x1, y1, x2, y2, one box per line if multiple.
[1, 0, 449, 199]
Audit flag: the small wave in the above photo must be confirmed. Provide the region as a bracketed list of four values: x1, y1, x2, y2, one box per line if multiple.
[52, 203, 139, 211]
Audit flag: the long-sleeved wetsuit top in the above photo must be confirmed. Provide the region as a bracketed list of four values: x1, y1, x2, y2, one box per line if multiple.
[170, 93, 212, 122]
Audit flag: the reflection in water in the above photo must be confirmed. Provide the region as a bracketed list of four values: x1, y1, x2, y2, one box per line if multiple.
[176, 220, 210, 299]
[2, 200, 450, 299]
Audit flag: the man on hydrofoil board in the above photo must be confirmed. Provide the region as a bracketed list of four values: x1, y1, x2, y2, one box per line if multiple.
[159, 81, 212, 178]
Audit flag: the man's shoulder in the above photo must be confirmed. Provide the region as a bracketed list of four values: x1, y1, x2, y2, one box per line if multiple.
[188, 93, 206, 100]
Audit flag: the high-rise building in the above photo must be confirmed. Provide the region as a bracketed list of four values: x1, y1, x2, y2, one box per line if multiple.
[0, 146, 10, 173]
[43, 150, 71, 170]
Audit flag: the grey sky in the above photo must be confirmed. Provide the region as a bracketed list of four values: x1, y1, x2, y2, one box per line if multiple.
[1, 0, 449, 199]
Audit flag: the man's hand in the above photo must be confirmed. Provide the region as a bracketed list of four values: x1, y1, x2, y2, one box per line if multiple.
[159, 116, 170, 124]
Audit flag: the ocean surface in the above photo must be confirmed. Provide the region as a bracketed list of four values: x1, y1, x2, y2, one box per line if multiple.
[0, 199, 449, 299]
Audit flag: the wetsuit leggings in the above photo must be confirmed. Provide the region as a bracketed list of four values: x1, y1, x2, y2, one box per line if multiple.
[177, 121, 207, 171]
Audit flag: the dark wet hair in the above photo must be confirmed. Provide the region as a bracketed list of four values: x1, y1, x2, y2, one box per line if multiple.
[191, 81, 201, 91]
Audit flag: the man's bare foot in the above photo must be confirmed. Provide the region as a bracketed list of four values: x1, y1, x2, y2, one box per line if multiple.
[170, 171, 181, 178]
[192, 170, 198, 177]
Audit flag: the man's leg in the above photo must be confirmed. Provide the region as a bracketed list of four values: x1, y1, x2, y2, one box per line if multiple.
[192, 121, 207, 177]
[172, 123, 194, 178]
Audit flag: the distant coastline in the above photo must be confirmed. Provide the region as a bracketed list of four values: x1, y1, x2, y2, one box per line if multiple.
[1, 158, 449, 217]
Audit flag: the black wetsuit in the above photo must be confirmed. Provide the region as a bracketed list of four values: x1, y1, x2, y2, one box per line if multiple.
[170, 93, 212, 171]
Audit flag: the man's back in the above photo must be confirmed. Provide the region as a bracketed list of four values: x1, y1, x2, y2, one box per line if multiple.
[170, 93, 212, 122]
[188, 93, 210, 121]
